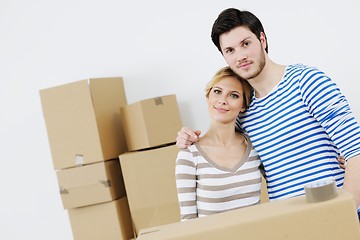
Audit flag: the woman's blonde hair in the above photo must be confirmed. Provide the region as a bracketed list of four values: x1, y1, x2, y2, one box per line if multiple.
[205, 66, 253, 109]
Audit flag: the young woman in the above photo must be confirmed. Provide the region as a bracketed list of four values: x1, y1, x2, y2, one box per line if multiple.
[175, 66, 262, 221]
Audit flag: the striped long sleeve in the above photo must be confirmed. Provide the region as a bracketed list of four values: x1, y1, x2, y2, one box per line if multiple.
[237, 64, 360, 200]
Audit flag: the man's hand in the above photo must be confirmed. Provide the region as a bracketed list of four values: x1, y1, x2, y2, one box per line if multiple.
[337, 155, 346, 170]
[176, 127, 201, 149]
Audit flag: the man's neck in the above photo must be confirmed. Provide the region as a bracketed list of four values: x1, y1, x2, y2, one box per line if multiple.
[250, 59, 286, 99]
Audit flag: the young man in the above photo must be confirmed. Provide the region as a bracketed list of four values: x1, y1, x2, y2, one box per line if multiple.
[176, 8, 360, 218]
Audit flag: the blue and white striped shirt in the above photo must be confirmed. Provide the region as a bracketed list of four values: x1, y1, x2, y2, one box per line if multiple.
[237, 64, 360, 201]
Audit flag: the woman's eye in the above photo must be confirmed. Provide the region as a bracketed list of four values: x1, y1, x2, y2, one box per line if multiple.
[230, 94, 240, 99]
[214, 89, 221, 94]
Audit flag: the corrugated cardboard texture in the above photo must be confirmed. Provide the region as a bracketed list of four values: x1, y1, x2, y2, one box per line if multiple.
[40, 77, 127, 169]
[137, 189, 360, 240]
[57, 159, 126, 209]
[119, 144, 181, 235]
[68, 197, 134, 240]
[120, 94, 182, 151]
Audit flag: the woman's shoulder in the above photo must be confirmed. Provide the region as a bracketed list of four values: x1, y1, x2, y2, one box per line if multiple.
[178, 144, 201, 156]
[236, 132, 250, 143]
[236, 132, 260, 157]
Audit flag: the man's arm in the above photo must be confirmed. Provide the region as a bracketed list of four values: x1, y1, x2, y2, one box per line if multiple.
[298, 67, 360, 209]
[176, 127, 201, 149]
[343, 155, 360, 208]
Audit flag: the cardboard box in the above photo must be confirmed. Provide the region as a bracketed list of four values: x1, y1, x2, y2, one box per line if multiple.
[120, 94, 182, 151]
[68, 197, 134, 240]
[119, 144, 180, 235]
[137, 189, 360, 240]
[57, 159, 126, 209]
[260, 176, 269, 203]
[40, 77, 127, 169]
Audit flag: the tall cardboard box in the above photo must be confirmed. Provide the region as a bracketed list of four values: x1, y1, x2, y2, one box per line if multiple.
[40, 77, 127, 169]
[137, 189, 360, 240]
[119, 144, 180, 235]
[120, 94, 182, 151]
[68, 197, 134, 240]
[57, 159, 126, 209]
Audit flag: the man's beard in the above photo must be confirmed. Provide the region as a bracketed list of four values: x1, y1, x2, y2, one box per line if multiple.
[238, 50, 266, 81]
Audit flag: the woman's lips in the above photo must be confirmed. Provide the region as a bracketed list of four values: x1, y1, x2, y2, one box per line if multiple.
[214, 106, 229, 113]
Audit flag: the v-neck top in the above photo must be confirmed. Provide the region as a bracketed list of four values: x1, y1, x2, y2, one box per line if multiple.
[194, 134, 252, 173]
[175, 133, 262, 221]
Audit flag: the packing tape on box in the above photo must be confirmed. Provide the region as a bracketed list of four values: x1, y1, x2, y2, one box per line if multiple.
[154, 97, 163, 105]
[60, 187, 69, 194]
[75, 154, 84, 166]
[99, 180, 111, 187]
[304, 179, 338, 203]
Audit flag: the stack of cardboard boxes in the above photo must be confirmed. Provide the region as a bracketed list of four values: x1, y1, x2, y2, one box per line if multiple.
[40, 76, 187, 239]
[119, 94, 184, 237]
[40, 77, 134, 240]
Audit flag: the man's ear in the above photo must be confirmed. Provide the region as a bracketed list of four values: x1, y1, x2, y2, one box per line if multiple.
[260, 32, 267, 50]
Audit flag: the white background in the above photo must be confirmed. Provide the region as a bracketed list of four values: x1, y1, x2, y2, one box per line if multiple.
[1, 0, 359, 239]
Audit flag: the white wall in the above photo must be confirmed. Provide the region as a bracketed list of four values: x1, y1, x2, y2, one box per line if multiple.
[0, 0, 359, 239]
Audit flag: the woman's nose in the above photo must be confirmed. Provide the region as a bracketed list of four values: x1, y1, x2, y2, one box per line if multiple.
[218, 99, 226, 105]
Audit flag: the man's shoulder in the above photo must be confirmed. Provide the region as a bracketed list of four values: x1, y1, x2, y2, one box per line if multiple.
[284, 64, 324, 83]
[287, 63, 321, 74]
[286, 63, 311, 72]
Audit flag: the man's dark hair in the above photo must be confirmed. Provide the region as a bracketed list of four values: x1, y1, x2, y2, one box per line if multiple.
[211, 8, 268, 53]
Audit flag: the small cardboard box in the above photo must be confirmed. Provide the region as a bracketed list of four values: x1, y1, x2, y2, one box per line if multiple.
[119, 144, 180, 235]
[40, 77, 127, 169]
[137, 189, 360, 240]
[120, 94, 182, 151]
[57, 159, 126, 209]
[68, 197, 134, 240]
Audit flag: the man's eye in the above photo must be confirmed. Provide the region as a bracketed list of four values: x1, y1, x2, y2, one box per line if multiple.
[225, 48, 233, 54]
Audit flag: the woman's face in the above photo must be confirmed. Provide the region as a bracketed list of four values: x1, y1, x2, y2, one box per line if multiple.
[207, 76, 245, 124]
